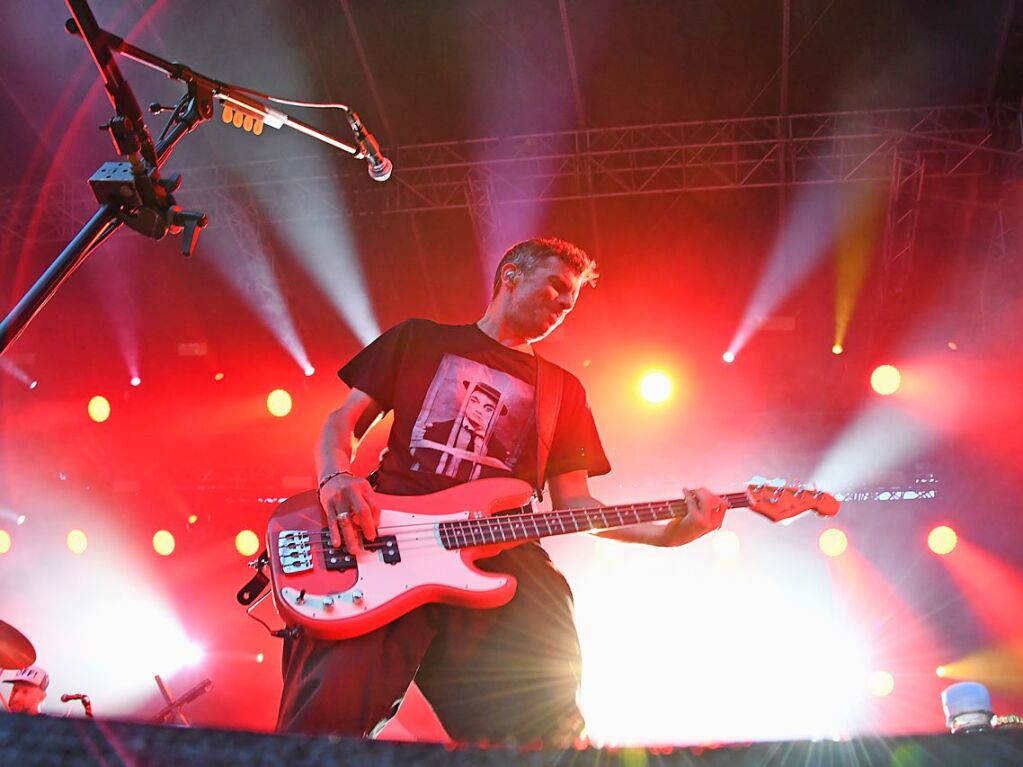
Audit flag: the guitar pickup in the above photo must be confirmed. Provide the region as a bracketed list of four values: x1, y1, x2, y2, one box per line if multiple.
[321, 531, 401, 571]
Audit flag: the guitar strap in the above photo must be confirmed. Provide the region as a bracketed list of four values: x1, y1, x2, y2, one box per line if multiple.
[533, 352, 564, 503]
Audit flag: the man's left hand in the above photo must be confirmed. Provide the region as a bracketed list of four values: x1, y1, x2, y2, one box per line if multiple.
[654, 487, 727, 547]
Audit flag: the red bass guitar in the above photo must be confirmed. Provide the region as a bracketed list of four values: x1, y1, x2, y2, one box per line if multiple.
[266, 477, 839, 640]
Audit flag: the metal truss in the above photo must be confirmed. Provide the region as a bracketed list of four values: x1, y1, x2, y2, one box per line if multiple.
[0, 103, 1018, 253]
[834, 473, 939, 503]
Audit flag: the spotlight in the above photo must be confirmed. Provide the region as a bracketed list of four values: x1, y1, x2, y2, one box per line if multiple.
[16, 515, 26, 526]
[303, 365, 316, 377]
[870, 364, 901, 396]
[947, 341, 958, 351]
[832, 344, 843, 355]
[130, 376, 141, 387]
[266, 389, 293, 417]
[235, 529, 260, 557]
[67, 529, 89, 555]
[256, 653, 265, 664]
[29, 380, 38, 390]
[187, 514, 199, 525]
[152, 530, 176, 556]
[928, 525, 957, 555]
[214, 372, 225, 382]
[722, 351, 735, 364]
[819, 528, 848, 558]
[936, 666, 947, 678]
[0, 530, 10, 555]
[88, 395, 111, 423]
[639, 371, 673, 405]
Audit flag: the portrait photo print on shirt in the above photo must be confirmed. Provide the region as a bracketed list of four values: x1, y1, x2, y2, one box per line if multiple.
[410, 354, 534, 481]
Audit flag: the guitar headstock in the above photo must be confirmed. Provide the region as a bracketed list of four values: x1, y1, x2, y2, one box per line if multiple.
[745, 479, 840, 522]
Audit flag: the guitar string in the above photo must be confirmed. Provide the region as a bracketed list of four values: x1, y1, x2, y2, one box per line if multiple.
[281, 492, 818, 557]
[299, 492, 752, 537]
[291, 496, 760, 555]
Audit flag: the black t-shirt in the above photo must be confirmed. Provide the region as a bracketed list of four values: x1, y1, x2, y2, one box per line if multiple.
[339, 319, 611, 497]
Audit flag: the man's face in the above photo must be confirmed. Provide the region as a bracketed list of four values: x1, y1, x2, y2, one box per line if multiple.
[506, 256, 584, 341]
[7, 682, 45, 714]
[465, 390, 498, 432]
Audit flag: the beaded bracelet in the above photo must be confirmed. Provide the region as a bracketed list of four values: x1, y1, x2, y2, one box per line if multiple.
[317, 470, 354, 496]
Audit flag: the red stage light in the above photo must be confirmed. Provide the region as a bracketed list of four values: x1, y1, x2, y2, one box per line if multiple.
[928, 525, 958, 555]
[870, 364, 901, 395]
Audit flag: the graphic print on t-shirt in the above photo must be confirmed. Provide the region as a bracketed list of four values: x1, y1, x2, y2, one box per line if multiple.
[410, 354, 534, 482]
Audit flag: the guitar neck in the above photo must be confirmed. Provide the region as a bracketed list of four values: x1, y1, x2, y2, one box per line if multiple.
[439, 491, 751, 550]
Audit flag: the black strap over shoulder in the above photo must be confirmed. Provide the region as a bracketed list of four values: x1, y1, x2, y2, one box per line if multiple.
[534, 353, 564, 501]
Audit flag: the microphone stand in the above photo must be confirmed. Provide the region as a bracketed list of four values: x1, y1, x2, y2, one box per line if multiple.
[0, 0, 367, 355]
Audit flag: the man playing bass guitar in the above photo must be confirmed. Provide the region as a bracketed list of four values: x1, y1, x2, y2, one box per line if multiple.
[276, 237, 728, 744]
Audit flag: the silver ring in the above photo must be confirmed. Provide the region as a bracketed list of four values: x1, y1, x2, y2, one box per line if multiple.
[337, 511, 351, 521]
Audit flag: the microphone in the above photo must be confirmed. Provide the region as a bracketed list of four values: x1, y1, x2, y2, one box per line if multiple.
[346, 110, 393, 182]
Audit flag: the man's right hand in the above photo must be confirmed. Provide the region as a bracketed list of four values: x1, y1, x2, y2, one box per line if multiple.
[318, 472, 380, 553]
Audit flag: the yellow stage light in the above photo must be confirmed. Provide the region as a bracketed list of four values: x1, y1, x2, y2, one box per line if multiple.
[712, 530, 741, 560]
[867, 670, 895, 697]
[266, 389, 293, 417]
[187, 514, 199, 525]
[928, 525, 958, 555]
[819, 528, 848, 557]
[153, 530, 176, 556]
[0, 529, 10, 555]
[88, 395, 111, 423]
[832, 344, 843, 355]
[236, 529, 260, 557]
[639, 371, 673, 405]
[67, 529, 88, 555]
[870, 365, 901, 396]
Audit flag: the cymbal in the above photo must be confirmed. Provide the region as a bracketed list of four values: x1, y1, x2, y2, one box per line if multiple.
[0, 620, 35, 669]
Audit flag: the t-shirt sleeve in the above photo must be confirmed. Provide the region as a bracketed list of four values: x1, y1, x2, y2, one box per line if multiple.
[337, 320, 415, 411]
[545, 371, 612, 479]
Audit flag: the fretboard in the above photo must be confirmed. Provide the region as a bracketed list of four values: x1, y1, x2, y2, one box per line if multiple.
[438, 492, 750, 550]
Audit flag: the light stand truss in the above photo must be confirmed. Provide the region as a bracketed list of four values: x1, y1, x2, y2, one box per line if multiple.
[1, 103, 1018, 256]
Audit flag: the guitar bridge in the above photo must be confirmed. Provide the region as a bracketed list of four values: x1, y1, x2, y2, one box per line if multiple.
[277, 530, 313, 574]
[321, 530, 401, 572]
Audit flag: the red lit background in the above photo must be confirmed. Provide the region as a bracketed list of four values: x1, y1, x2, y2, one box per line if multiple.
[1, 0, 1022, 745]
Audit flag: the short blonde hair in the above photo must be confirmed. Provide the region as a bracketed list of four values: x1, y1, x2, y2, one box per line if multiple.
[491, 237, 598, 298]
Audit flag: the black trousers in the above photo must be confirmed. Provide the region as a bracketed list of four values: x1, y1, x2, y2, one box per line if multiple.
[276, 544, 584, 745]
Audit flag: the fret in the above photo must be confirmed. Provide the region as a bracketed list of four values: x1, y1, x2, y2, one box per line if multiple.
[496, 518, 508, 543]
[598, 508, 609, 528]
[530, 515, 542, 538]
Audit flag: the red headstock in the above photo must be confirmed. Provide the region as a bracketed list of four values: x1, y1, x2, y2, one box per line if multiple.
[745, 481, 840, 522]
